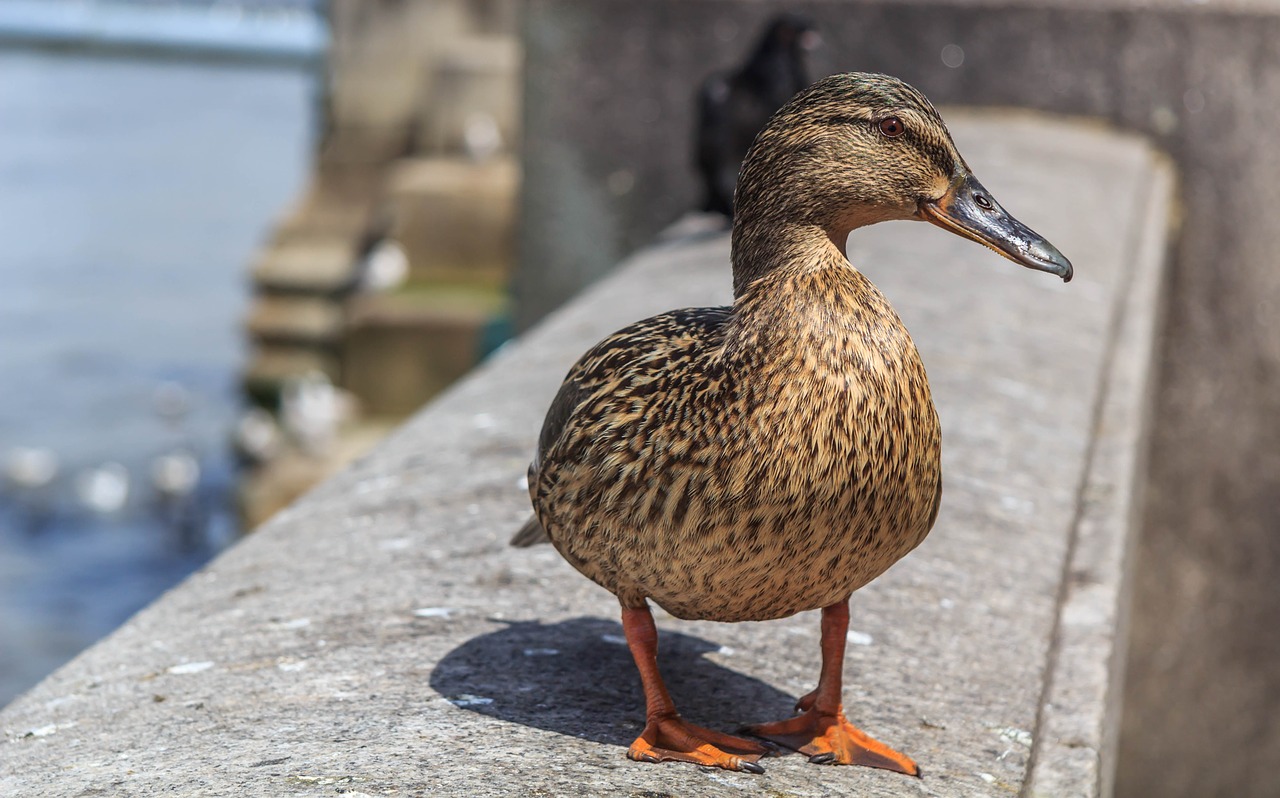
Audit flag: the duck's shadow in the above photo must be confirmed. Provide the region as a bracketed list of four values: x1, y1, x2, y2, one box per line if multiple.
[430, 616, 798, 747]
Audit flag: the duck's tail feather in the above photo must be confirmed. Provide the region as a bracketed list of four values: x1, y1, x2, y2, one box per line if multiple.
[510, 516, 551, 547]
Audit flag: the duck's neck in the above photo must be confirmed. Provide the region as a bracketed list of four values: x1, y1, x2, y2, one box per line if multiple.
[730, 217, 851, 297]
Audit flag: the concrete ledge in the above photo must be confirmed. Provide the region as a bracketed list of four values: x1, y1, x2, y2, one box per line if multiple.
[0, 115, 1171, 797]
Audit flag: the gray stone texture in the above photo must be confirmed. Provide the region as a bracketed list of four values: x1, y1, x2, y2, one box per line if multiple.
[0, 117, 1169, 797]
[514, 4, 1280, 794]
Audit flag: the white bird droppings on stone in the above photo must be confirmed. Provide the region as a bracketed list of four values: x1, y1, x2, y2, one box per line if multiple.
[601, 634, 627, 645]
[1063, 599, 1107, 627]
[167, 661, 214, 675]
[23, 723, 66, 738]
[978, 772, 997, 784]
[847, 630, 874, 646]
[940, 598, 955, 609]
[43, 695, 80, 710]
[717, 646, 735, 656]
[523, 648, 559, 657]
[278, 660, 307, 672]
[448, 694, 494, 707]
[379, 537, 412, 551]
[278, 618, 311, 630]
[353, 475, 399, 495]
[996, 726, 1033, 747]
[413, 607, 453, 618]
[1000, 494, 1035, 515]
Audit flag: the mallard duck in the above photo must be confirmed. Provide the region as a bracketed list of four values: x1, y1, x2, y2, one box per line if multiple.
[696, 13, 820, 218]
[514, 72, 1071, 775]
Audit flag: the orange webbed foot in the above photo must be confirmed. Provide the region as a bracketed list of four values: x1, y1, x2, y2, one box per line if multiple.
[628, 714, 770, 773]
[743, 704, 919, 776]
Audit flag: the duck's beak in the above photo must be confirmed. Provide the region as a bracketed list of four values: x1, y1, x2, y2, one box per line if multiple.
[917, 172, 1073, 282]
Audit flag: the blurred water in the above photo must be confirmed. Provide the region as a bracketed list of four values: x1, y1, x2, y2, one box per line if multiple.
[0, 48, 316, 706]
[0, 0, 327, 63]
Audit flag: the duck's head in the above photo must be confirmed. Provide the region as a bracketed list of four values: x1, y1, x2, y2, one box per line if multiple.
[732, 72, 1072, 293]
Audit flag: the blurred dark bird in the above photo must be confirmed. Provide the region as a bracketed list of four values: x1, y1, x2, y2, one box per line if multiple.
[516, 72, 1072, 774]
[695, 13, 820, 218]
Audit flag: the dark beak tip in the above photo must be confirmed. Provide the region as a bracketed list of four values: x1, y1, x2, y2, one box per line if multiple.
[1053, 256, 1074, 283]
[1029, 241, 1073, 284]
[1048, 256, 1074, 283]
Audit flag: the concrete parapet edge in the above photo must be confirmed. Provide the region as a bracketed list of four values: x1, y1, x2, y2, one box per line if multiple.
[1025, 154, 1174, 798]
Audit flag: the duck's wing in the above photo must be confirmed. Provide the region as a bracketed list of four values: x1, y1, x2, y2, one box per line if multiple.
[511, 308, 732, 547]
[532, 367, 591, 477]
[509, 375, 588, 547]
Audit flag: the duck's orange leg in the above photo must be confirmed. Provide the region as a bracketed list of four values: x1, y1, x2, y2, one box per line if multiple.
[743, 600, 919, 776]
[621, 605, 768, 773]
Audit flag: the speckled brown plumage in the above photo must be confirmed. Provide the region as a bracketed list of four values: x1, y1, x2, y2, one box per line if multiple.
[526, 262, 939, 622]
[514, 72, 1071, 775]
[521, 74, 949, 621]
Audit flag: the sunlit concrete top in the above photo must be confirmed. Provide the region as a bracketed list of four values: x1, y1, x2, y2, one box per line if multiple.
[0, 115, 1170, 797]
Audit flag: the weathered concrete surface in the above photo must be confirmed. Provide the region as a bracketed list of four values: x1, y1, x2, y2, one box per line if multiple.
[0, 117, 1169, 797]
[515, 4, 1280, 794]
[1024, 138, 1173, 798]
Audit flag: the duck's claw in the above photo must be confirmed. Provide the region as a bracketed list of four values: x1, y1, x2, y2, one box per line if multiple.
[743, 706, 919, 776]
[628, 716, 770, 773]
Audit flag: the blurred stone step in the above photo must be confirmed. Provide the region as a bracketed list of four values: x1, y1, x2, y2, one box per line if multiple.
[242, 345, 340, 406]
[271, 169, 385, 245]
[342, 286, 507, 417]
[387, 155, 518, 285]
[246, 296, 345, 346]
[317, 125, 413, 172]
[251, 238, 359, 296]
[417, 35, 521, 156]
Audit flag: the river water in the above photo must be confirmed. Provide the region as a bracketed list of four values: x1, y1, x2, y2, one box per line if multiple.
[0, 47, 316, 706]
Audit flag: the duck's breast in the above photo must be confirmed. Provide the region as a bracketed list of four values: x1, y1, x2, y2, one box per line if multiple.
[638, 270, 943, 621]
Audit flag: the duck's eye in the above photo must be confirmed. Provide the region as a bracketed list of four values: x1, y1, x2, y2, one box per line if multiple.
[878, 116, 906, 138]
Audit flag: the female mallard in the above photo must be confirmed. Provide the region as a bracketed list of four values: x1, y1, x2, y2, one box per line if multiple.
[514, 72, 1071, 776]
